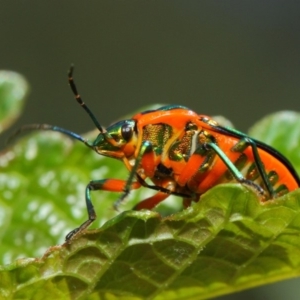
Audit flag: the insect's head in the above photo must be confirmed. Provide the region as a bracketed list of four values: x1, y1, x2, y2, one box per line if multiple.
[92, 119, 137, 159]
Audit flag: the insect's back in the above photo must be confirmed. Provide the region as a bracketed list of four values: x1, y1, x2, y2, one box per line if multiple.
[132, 105, 299, 200]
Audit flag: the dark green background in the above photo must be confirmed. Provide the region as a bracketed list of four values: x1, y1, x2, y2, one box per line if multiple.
[1, 1, 300, 299]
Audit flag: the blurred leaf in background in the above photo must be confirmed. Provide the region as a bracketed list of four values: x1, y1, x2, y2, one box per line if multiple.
[0, 71, 28, 134]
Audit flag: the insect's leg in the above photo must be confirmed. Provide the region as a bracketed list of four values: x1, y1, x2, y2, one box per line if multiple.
[113, 140, 154, 210]
[136, 174, 191, 198]
[232, 137, 275, 198]
[134, 179, 176, 210]
[65, 179, 141, 241]
[204, 142, 265, 196]
[134, 191, 170, 210]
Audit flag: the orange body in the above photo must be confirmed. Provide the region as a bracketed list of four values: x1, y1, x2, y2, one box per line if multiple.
[91, 105, 300, 210]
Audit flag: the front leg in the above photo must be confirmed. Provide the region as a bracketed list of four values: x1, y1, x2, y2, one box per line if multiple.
[65, 178, 141, 242]
[66, 141, 155, 241]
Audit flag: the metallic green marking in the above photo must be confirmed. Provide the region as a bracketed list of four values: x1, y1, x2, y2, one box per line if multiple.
[267, 170, 279, 186]
[274, 184, 289, 196]
[231, 139, 248, 152]
[199, 151, 215, 173]
[142, 123, 172, 155]
[168, 124, 198, 162]
[246, 162, 260, 181]
[169, 140, 184, 161]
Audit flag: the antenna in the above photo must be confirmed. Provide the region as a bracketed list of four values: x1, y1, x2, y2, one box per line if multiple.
[68, 65, 104, 133]
[7, 124, 93, 149]
[7, 65, 105, 147]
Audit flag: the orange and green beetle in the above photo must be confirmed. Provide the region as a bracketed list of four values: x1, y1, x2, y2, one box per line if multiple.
[13, 66, 300, 241]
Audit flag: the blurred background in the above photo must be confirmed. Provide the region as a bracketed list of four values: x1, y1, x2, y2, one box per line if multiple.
[1, 1, 300, 299]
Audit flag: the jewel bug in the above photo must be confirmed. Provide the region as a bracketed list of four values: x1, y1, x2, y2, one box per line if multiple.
[12, 66, 300, 241]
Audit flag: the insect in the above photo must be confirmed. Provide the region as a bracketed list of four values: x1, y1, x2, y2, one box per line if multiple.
[12, 66, 300, 241]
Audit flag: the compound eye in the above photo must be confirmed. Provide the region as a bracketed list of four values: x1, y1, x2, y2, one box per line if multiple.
[121, 123, 133, 141]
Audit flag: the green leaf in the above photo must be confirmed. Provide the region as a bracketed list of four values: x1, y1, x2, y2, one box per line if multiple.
[0, 71, 28, 133]
[1, 186, 300, 299]
[0, 105, 300, 299]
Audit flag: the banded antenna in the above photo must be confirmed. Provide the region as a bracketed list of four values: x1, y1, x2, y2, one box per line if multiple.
[7, 65, 105, 148]
[68, 65, 104, 134]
